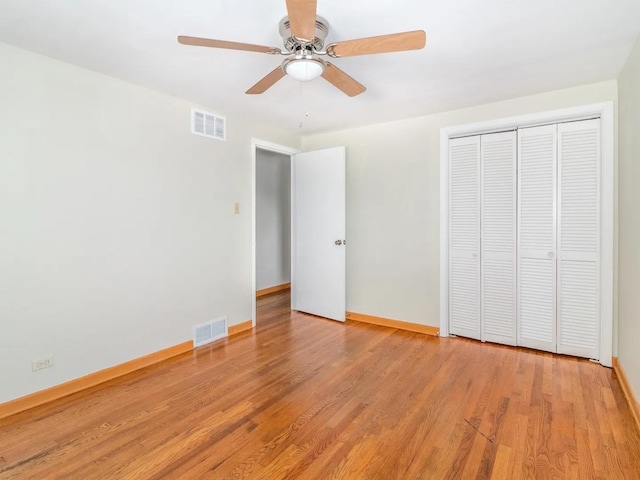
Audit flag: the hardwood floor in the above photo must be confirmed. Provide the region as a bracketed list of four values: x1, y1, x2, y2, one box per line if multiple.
[1, 290, 639, 479]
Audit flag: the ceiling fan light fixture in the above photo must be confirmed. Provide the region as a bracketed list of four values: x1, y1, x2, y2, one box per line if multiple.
[283, 57, 326, 82]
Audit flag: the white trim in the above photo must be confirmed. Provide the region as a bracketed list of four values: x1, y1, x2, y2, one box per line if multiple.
[253, 139, 299, 156]
[439, 128, 450, 337]
[600, 106, 614, 368]
[251, 139, 299, 328]
[290, 156, 297, 311]
[439, 102, 614, 367]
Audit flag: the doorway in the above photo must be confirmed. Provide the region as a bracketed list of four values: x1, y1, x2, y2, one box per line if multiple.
[251, 139, 298, 327]
[251, 140, 347, 327]
[256, 147, 292, 324]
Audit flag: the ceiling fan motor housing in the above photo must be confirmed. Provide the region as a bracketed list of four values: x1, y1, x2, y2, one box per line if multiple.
[279, 16, 329, 53]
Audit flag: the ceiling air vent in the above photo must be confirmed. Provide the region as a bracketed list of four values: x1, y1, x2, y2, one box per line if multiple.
[193, 316, 228, 348]
[191, 108, 226, 141]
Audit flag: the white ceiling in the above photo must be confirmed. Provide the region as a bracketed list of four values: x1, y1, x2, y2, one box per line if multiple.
[1, 0, 639, 134]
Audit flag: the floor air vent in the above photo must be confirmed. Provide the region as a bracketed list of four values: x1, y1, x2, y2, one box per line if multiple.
[193, 316, 228, 347]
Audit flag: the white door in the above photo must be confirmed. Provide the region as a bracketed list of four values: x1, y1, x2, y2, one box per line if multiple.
[557, 119, 601, 359]
[481, 131, 517, 345]
[449, 136, 481, 340]
[291, 146, 346, 322]
[517, 124, 558, 353]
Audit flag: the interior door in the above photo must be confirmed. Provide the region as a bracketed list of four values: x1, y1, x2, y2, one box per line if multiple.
[449, 136, 481, 340]
[517, 124, 557, 353]
[291, 146, 346, 322]
[481, 131, 517, 345]
[557, 119, 601, 359]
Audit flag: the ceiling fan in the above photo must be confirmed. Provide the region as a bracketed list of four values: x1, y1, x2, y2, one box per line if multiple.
[178, 0, 426, 97]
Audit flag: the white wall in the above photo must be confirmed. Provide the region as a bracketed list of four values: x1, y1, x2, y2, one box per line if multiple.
[301, 80, 618, 327]
[618, 35, 640, 397]
[0, 43, 299, 404]
[256, 149, 291, 290]
[0, 38, 625, 407]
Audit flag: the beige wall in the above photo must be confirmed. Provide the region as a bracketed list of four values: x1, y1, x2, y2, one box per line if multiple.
[618, 35, 640, 397]
[301, 81, 618, 327]
[0, 43, 299, 404]
[0, 37, 626, 406]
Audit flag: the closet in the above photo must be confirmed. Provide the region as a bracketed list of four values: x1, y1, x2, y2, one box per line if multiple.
[448, 119, 601, 360]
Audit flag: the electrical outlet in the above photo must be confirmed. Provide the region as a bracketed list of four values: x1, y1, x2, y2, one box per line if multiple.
[32, 355, 54, 372]
[233, 202, 240, 214]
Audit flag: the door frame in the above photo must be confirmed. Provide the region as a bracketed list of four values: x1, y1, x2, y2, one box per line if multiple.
[439, 102, 614, 367]
[251, 139, 299, 328]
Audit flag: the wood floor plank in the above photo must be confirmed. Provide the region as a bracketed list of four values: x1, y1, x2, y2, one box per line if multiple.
[1, 290, 640, 479]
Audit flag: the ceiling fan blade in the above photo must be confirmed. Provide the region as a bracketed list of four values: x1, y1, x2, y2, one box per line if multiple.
[246, 66, 286, 94]
[178, 36, 280, 54]
[321, 63, 366, 97]
[329, 30, 426, 58]
[285, 0, 318, 41]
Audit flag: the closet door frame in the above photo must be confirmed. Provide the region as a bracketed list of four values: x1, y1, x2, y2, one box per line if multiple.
[439, 102, 614, 367]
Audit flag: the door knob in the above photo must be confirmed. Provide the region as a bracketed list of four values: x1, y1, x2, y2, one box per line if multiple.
[335, 240, 343, 245]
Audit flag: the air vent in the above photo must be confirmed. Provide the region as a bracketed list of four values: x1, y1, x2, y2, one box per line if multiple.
[191, 108, 226, 141]
[193, 316, 228, 348]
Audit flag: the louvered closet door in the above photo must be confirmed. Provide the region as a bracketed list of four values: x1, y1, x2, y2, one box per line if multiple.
[449, 136, 481, 340]
[481, 132, 517, 345]
[517, 125, 557, 353]
[557, 119, 600, 359]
